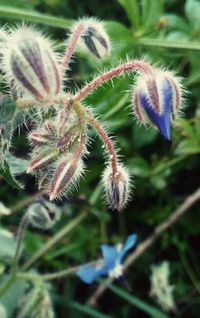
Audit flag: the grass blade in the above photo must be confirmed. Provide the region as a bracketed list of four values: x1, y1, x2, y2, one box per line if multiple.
[108, 284, 168, 318]
[69, 301, 112, 318]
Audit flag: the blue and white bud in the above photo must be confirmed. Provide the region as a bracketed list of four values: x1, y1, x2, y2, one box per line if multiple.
[1, 26, 62, 101]
[102, 164, 131, 211]
[132, 69, 183, 140]
[75, 18, 110, 59]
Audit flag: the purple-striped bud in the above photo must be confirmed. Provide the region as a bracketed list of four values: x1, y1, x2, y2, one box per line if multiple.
[102, 164, 131, 211]
[132, 70, 183, 140]
[49, 156, 84, 201]
[2, 26, 62, 101]
[76, 18, 110, 59]
[29, 131, 52, 145]
[27, 151, 58, 173]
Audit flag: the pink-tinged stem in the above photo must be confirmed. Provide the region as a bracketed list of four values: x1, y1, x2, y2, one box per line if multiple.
[74, 60, 154, 101]
[86, 111, 118, 174]
[62, 22, 85, 71]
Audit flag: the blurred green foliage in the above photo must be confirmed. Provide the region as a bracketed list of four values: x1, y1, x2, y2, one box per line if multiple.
[0, 0, 200, 317]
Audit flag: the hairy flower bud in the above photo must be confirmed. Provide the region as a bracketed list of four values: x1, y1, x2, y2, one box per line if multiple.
[27, 150, 58, 173]
[76, 18, 110, 59]
[29, 131, 52, 145]
[49, 155, 84, 201]
[132, 69, 183, 140]
[102, 164, 131, 211]
[27, 197, 60, 230]
[2, 26, 62, 101]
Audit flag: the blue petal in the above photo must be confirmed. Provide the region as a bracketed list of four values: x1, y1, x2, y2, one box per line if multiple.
[118, 234, 137, 262]
[100, 244, 118, 269]
[140, 79, 173, 140]
[76, 265, 108, 284]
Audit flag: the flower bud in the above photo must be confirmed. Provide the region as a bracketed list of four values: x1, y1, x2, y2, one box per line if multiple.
[27, 150, 58, 173]
[77, 18, 110, 59]
[29, 131, 52, 145]
[27, 197, 60, 230]
[2, 26, 62, 101]
[102, 164, 131, 211]
[49, 155, 84, 201]
[132, 69, 183, 140]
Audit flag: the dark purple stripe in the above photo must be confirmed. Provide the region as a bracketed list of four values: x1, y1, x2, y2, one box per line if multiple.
[46, 50, 60, 95]
[50, 160, 76, 195]
[11, 55, 43, 100]
[20, 40, 50, 93]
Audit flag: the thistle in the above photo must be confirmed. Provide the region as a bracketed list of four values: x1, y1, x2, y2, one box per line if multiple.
[0, 18, 186, 210]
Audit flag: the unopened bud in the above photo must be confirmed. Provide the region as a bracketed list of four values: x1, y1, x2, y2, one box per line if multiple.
[2, 26, 62, 101]
[102, 164, 131, 211]
[27, 151, 58, 173]
[27, 197, 60, 229]
[132, 69, 183, 140]
[76, 18, 110, 59]
[29, 131, 52, 145]
[49, 155, 84, 201]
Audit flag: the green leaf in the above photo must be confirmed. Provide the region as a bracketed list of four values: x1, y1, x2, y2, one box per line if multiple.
[128, 156, 150, 177]
[164, 14, 190, 34]
[0, 96, 16, 124]
[185, 0, 200, 29]
[6, 155, 28, 175]
[0, 228, 17, 260]
[175, 139, 200, 156]
[69, 301, 111, 318]
[0, 6, 73, 29]
[0, 160, 22, 189]
[132, 125, 157, 148]
[1, 278, 28, 318]
[141, 0, 163, 31]
[118, 0, 141, 30]
[108, 284, 168, 318]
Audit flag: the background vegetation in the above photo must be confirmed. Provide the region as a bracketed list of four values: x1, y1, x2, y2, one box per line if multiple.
[0, 0, 200, 317]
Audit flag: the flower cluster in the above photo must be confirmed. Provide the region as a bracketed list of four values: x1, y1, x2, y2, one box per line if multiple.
[0, 17, 184, 210]
[76, 234, 137, 284]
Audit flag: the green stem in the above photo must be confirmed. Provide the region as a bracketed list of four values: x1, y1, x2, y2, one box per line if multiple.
[139, 37, 200, 52]
[22, 211, 87, 270]
[11, 213, 29, 275]
[0, 6, 72, 29]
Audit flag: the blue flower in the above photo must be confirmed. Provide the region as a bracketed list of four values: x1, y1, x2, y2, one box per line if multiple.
[133, 70, 182, 141]
[76, 234, 137, 284]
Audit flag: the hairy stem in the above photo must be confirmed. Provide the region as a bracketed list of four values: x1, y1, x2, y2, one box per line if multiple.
[86, 110, 118, 174]
[87, 187, 200, 305]
[74, 60, 153, 101]
[62, 21, 85, 71]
